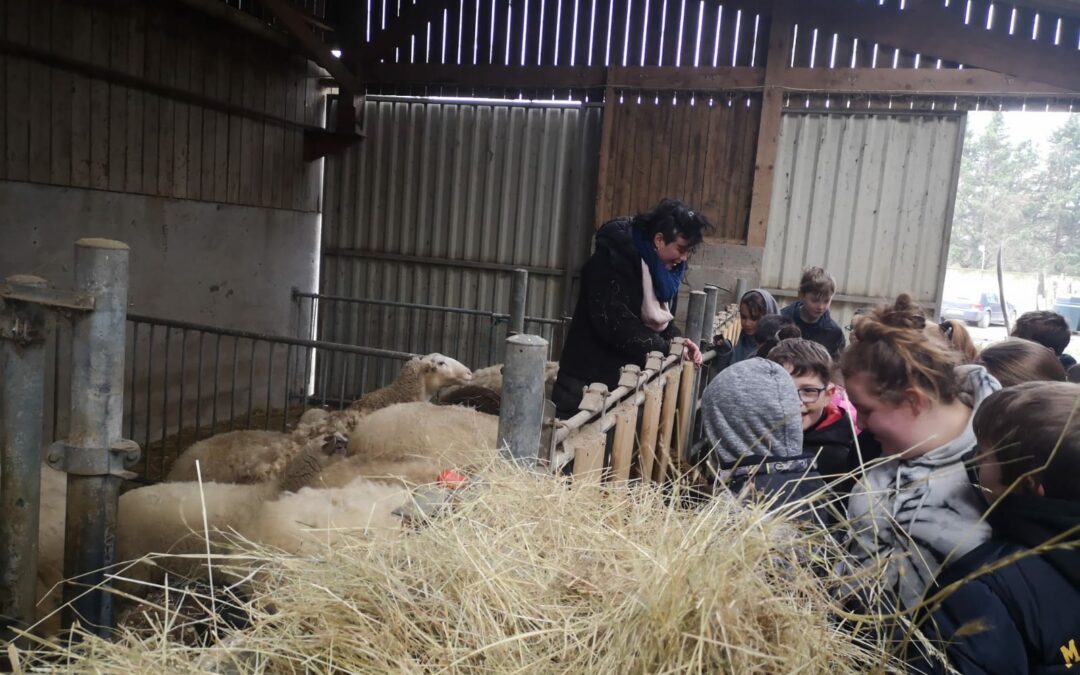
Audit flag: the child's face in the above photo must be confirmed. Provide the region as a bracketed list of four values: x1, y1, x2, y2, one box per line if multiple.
[739, 305, 759, 337]
[845, 371, 924, 456]
[782, 365, 835, 430]
[975, 442, 1045, 501]
[798, 291, 833, 323]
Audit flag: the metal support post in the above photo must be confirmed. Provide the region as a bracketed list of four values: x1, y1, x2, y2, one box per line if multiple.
[497, 333, 548, 467]
[0, 275, 49, 644]
[685, 290, 707, 347]
[508, 268, 528, 336]
[53, 239, 138, 636]
[702, 285, 719, 343]
[734, 278, 749, 304]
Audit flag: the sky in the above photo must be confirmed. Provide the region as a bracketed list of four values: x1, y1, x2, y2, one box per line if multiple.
[966, 110, 1076, 156]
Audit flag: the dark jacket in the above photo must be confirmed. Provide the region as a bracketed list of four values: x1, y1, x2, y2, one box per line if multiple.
[803, 404, 859, 498]
[909, 495, 1080, 674]
[553, 219, 680, 418]
[780, 302, 846, 357]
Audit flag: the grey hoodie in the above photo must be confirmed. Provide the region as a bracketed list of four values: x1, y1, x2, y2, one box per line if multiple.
[730, 289, 780, 363]
[843, 365, 1001, 610]
[701, 357, 804, 465]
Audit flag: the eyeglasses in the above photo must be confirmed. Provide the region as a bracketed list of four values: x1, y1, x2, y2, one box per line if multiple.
[797, 386, 827, 403]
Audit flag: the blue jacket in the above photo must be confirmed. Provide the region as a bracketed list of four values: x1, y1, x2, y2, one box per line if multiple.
[780, 302, 846, 357]
[909, 495, 1080, 674]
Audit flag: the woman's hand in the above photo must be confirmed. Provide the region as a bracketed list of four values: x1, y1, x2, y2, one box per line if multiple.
[683, 339, 703, 367]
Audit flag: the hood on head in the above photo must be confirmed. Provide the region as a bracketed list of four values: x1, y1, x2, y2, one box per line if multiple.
[702, 357, 804, 463]
[740, 288, 780, 316]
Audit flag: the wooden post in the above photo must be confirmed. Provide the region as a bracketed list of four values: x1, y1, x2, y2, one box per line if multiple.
[655, 367, 683, 482]
[746, 0, 794, 249]
[675, 360, 698, 470]
[637, 381, 663, 483]
[610, 404, 638, 482]
[571, 428, 607, 483]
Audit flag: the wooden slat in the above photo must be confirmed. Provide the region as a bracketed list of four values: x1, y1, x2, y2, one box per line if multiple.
[173, 36, 191, 199]
[506, 0, 525, 67]
[89, 6, 110, 190]
[677, 0, 703, 68]
[141, 14, 160, 195]
[240, 58, 258, 204]
[674, 360, 696, 470]
[226, 51, 244, 204]
[157, 27, 176, 197]
[124, 5, 145, 193]
[108, 5, 129, 193]
[27, 0, 52, 184]
[446, 0, 463, 64]
[610, 404, 637, 481]
[476, 0, 495, 64]
[637, 381, 663, 482]
[460, 0, 479, 65]
[0, 45, 5, 181]
[260, 0, 363, 93]
[570, 426, 607, 482]
[733, 5, 755, 66]
[654, 366, 682, 481]
[214, 49, 230, 204]
[658, 0, 683, 66]
[50, 2, 73, 186]
[776, 66, 1068, 93]
[186, 39, 204, 201]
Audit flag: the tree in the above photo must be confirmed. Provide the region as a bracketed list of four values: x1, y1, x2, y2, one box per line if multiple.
[1033, 115, 1080, 275]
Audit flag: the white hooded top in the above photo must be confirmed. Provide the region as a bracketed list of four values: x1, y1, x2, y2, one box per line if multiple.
[843, 365, 1001, 610]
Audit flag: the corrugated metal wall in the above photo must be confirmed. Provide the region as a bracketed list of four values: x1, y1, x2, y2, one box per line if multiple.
[319, 97, 602, 391]
[762, 111, 966, 326]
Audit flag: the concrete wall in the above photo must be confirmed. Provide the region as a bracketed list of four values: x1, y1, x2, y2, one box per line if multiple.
[0, 181, 320, 334]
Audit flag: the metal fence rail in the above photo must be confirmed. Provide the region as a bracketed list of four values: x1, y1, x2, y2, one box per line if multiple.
[46, 313, 417, 482]
[293, 289, 571, 391]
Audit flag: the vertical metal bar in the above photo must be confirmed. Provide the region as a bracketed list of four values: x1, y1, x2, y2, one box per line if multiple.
[247, 339, 256, 428]
[128, 322, 138, 443]
[508, 268, 529, 336]
[734, 277, 750, 304]
[264, 342, 274, 429]
[0, 275, 49, 645]
[282, 344, 292, 431]
[144, 325, 154, 452]
[685, 290, 707, 347]
[302, 345, 312, 410]
[212, 334, 221, 432]
[229, 337, 239, 430]
[160, 327, 171, 479]
[177, 330, 187, 452]
[337, 351, 347, 408]
[497, 334, 549, 467]
[702, 285, 719, 344]
[195, 331, 204, 442]
[62, 238, 130, 636]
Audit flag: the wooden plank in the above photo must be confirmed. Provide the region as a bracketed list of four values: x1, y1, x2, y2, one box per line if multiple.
[476, 0, 495, 64]
[642, 0, 666, 66]
[594, 85, 616, 225]
[637, 380, 663, 482]
[88, 6, 110, 190]
[186, 41, 204, 201]
[157, 27, 177, 197]
[745, 0, 792, 248]
[733, 4, 755, 66]
[573, 0, 593, 68]
[108, 5, 129, 192]
[570, 426, 607, 482]
[507, 0, 525, 67]
[172, 37, 191, 199]
[259, 0, 363, 93]
[790, 0, 1080, 93]
[657, 0, 682, 67]
[214, 50, 230, 203]
[27, 0, 51, 184]
[674, 361, 696, 470]
[654, 365, 682, 481]
[676, 0, 703, 68]
[685, 95, 710, 212]
[610, 404, 638, 482]
[50, 2, 73, 186]
[124, 6, 145, 193]
[0, 47, 5, 181]
[608, 64, 764, 89]
[68, 1, 92, 188]
[603, 0, 629, 67]
[776, 66, 1068, 94]
[239, 58, 258, 205]
[226, 55, 244, 204]
[141, 12, 161, 194]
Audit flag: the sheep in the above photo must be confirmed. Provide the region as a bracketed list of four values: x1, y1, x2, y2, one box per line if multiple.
[289, 402, 501, 490]
[435, 360, 559, 414]
[34, 469, 410, 634]
[165, 429, 298, 484]
[346, 352, 474, 412]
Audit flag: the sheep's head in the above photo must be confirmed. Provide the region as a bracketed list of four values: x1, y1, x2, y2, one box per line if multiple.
[418, 353, 474, 389]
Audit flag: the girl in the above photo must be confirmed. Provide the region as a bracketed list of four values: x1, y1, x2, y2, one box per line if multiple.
[840, 294, 1000, 611]
[730, 289, 779, 363]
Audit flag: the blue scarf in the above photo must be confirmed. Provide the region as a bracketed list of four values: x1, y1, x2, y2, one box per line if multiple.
[632, 227, 686, 303]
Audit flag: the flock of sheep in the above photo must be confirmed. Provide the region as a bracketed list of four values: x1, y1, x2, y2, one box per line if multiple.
[33, 353, 559, 636]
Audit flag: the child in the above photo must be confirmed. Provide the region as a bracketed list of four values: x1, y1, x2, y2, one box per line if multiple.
[781, 267, 846, 357]
[975, 337, 1067, 387]
[1011, 310, 1077, 370]
[839, 294, 999, 611]
[766, 339, 859, 498]
[911, 382, 1080, 674]
[699, 358, 827, 521]
[729, 289, 780, 364]
[753, 314, 801, 358]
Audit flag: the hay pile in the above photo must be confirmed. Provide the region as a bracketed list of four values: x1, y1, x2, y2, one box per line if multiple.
[13, 470, 897, 673]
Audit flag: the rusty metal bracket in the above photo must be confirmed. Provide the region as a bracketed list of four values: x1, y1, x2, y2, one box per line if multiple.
[46, 439, 141, 481]
[0, 283, 95, 312]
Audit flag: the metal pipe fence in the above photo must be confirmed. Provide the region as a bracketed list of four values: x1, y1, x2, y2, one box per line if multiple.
[292, 289, 572, 379]
[45, 313, 417, 483]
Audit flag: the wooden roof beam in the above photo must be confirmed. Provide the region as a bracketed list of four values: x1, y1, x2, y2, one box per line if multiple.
[786, 0, 1080, 93]
[259, 0, 364, 94]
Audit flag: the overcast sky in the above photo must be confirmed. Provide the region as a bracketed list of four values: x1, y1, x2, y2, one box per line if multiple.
[966, 110, 1076, 156]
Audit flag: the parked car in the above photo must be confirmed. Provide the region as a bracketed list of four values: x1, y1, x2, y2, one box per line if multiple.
[1053, 295, 1080, 332]
[941, 291, 1015, 328]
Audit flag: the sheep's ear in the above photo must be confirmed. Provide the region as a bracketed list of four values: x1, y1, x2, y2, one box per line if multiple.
[425, 362, 437, 372]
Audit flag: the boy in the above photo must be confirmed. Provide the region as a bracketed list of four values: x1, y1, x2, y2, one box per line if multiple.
[910, 382, 1080, 674]
[766, 339, 859, 497]
[1011, 309, 1077, 370]
[780, 266, 846, 357]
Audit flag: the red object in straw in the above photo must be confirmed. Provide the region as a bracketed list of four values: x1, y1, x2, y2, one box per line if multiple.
[437, 469, 469, 489]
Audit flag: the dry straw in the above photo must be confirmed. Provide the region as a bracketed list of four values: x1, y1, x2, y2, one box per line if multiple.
[14, 467, 900, 674]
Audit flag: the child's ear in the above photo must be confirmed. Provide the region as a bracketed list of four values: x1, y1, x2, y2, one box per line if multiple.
[904, 387, 928, 415]
[825, 382, 837, 398]
[1022, 475, 1046, 498]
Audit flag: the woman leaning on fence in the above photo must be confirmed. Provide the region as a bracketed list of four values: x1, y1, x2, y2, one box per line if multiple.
[552, 199, 713, 419]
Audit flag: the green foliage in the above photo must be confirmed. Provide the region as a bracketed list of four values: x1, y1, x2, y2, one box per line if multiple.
[949, 112, 1080, 276]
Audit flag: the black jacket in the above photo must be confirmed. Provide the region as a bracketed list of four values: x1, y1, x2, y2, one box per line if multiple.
[803, 405, 859, 498]
[909, 495, 1080, 674]
[553, 219, 680, 417]
[780, 302, 846, 357]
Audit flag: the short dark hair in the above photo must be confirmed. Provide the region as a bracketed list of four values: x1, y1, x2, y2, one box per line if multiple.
[975, 338, 1066, 388]
[1011, 311, 1071, 355]
[767, 338, 833, 384]
[633, 198, 716, 249]
[798, 266, 836, 297]
[754, 315, 801, 357]
[973, 381, 1080, 500]
[739, 291, 771, 321]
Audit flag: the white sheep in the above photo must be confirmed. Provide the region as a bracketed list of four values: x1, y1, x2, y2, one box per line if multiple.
[292, 401, 501, 489]
[435, 360, 559, 415]
[346, 352, 474, 412]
